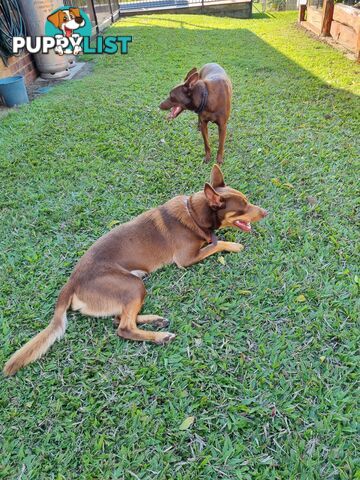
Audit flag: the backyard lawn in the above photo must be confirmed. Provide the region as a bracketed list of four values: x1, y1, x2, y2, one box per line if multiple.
[0, 11, 359, 480]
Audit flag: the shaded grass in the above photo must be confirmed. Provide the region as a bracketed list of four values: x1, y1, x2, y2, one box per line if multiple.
[0, 11, 359, 480]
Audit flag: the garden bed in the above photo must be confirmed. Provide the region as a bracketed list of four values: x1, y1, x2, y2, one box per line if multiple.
[330, 3, 360, 52]
[300, 1, 360, 58]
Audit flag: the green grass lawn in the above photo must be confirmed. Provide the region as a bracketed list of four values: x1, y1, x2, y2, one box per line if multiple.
[0, 11, 359, 479]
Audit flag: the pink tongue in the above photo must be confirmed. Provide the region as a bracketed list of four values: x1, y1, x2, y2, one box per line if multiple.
[235, 220, 251, 232]
[169, 105, 182, 118]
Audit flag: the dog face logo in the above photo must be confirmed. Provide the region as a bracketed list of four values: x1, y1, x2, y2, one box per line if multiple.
[45, 7, 91, 55]
[13, 7, 132, 57]
[47, 8, 85, 38]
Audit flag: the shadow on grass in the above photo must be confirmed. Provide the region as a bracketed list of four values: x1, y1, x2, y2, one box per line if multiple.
[0, 13, 358, 480]
[251, 10, 276, 18]
[109, 16, 358, 100]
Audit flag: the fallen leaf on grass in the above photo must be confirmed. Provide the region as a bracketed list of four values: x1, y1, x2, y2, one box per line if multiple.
[271, 178, 282, 187]
[296, 294, 306, 303]
[218, 256, 226, 265]
[179, 416, 195, 431]
[271, 178, 294, 190]
[107, 220, 120, 229]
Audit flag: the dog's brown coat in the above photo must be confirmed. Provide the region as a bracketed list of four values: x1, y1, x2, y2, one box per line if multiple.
[160, 63, 232, 164]
[3, 166, 267, 376]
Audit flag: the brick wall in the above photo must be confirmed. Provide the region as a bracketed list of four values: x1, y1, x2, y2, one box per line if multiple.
[0, 51, 38, 85]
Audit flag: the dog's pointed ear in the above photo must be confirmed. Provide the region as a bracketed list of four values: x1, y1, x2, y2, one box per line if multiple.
[204, 183, 225, 209]
[47, 10, 63, 29]
[184, 67, 197, 82]
[210, 164, 225, 188]
[70, 7, 81, 17]
[184, 72, 199, 89]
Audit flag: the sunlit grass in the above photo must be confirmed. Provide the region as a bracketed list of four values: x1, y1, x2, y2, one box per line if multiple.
[118, 12, 360, 93]
[0, 11, 358, 479]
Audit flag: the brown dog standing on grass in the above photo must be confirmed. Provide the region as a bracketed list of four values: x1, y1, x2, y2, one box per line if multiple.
[3, 166, 267, 376]
[160, 64, 232, 164]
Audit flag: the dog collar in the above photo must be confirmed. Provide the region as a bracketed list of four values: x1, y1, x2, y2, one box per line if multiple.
[194, 84, 208, 115]
[186, 197, 218, 245]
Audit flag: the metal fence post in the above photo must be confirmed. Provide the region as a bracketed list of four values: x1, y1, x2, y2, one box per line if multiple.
[108, 0, 114, 22]
[87, 0, 99, 34]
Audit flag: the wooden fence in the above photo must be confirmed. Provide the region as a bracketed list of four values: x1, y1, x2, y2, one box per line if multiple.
[299, 0, 360, 60]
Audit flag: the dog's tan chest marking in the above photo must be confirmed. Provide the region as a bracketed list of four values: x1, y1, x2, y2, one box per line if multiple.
[130, 270, 147, 278]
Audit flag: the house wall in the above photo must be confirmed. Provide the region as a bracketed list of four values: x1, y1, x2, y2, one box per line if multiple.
[0, 51, 38, 84]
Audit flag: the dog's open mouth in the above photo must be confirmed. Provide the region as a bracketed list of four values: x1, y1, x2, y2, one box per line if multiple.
[234, 220, 251, 232]
[168, 105, 183, 120]
[64, 26, 73, 38]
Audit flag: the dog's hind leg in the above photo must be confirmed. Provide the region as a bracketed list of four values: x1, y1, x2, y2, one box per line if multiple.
[200, 120, 211, 163]
[136, 315, 170, 328]
[114, 274, 174, 343]
[113, 314, 169, 329]
[117, 301, 175, 344]
[216, 121, 227, 164]
[78, 272, 175, 344]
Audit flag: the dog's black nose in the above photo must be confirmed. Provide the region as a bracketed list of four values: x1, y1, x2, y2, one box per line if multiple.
[75, 16, 83, 24]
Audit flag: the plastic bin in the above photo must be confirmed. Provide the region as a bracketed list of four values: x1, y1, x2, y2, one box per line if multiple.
[0, 76, 29, 107]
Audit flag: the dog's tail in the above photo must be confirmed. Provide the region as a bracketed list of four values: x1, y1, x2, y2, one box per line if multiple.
[3, 284, 73, 376]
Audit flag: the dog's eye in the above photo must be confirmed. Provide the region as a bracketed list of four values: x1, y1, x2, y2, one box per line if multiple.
[234, 210, 245, 216]
[70, 14, 74, 19]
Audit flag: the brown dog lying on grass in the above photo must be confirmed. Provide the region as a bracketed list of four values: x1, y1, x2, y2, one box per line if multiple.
[3, 166, 267, 376]
[160, 63, 232, 164]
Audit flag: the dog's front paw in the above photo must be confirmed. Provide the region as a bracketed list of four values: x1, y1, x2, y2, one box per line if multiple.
[153, 317, 170, 329]
[204, 153, 211, 164]
[216, 155, 224, 165]
[155, 332, 176, 345]
[73, 45, 82, 55]
[54, 46, 64, 56]
[225, 242, 244, 253]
